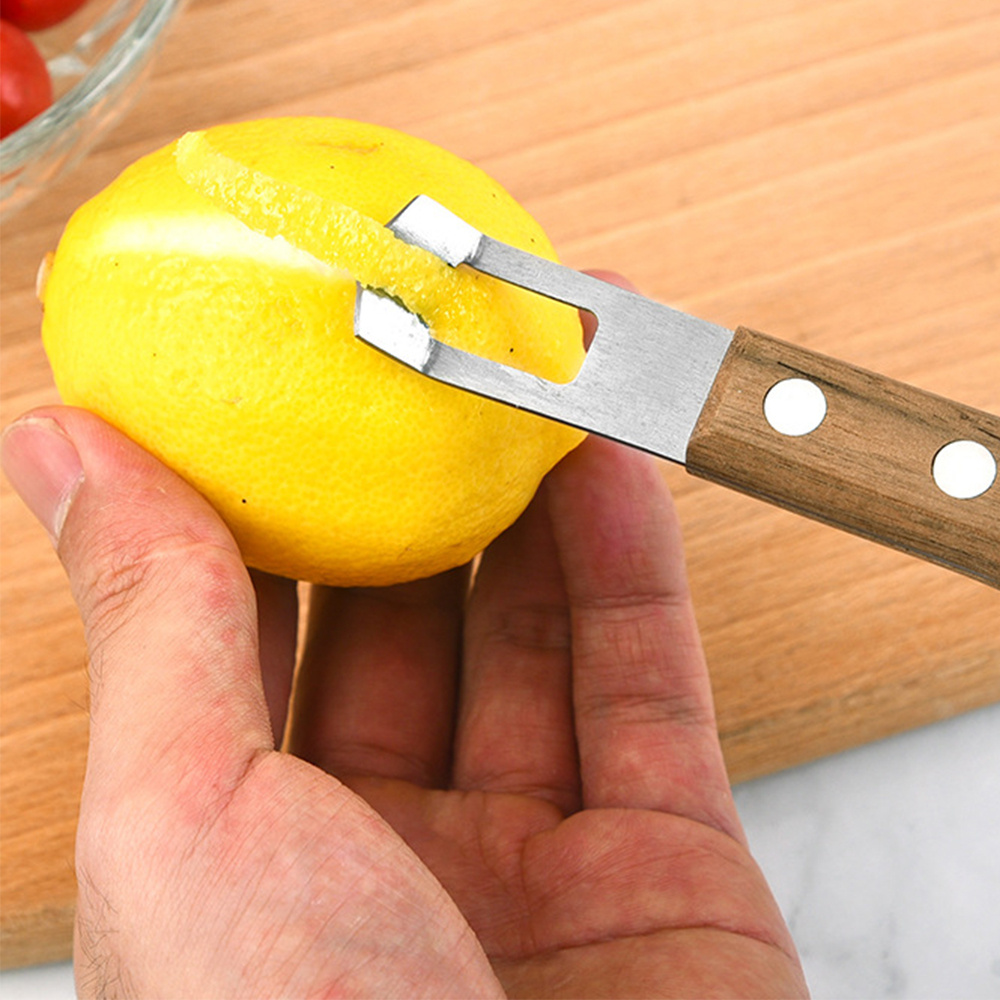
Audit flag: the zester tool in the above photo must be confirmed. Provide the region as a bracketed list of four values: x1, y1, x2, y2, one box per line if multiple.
[354, 195, 1000, 586]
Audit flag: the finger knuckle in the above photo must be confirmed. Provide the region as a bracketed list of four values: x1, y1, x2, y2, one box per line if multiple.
[79, 528, 159, 639]
[74, 520, 235, 641]
[483, 603, 571, 653]
[71, 519, 245, 714]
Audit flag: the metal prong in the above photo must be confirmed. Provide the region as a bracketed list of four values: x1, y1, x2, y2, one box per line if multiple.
[354, 285, 434, 371]
[388, 196, 619, 320]
[353, 284, 584, 425]
[389, 195, 483, 266]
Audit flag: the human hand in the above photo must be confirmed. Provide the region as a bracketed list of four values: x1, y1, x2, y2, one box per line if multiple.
[3, 406, 502, 998]
[288, 429, 809, 998]
[3, 389, 807, 999]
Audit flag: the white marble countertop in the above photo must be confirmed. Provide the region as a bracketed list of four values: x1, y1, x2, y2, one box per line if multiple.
[3, 701, 998, 999]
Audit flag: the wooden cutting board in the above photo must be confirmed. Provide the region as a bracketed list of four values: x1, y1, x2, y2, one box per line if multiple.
[2, 0, 998, 970]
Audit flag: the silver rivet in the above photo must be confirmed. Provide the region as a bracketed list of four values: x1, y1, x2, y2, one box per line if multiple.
[764, 378, 827, 437]
[932, 440, 997, 500]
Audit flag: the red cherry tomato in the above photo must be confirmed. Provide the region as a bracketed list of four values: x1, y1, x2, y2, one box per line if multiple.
[0, 19, 53, 139]
[0, 0, 88, 31]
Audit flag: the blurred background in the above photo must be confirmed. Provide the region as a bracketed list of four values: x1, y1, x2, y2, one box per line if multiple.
[2, 0, 998, 995]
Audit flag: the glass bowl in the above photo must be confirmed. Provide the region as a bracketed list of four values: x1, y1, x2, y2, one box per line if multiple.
[0, 0, 183, 221]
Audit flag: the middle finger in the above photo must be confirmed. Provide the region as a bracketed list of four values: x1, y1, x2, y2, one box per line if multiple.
[454, 481, 580, 815]
[287, 568, 468, 787]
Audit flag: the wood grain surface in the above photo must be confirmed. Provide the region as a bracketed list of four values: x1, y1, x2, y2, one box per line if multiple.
[2, 0, 999, 970]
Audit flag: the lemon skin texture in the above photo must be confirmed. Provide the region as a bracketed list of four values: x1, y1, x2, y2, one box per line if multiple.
[41, 118, 586, 586]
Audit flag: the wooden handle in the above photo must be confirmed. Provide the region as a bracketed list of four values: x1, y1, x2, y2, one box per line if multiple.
[686, 327, 1000, 586]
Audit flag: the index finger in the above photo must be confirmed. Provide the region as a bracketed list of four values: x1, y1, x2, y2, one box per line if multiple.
[546, 435, 745, 843]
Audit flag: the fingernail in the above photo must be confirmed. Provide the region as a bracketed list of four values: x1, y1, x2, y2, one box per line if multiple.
[1, 416, 85, 545]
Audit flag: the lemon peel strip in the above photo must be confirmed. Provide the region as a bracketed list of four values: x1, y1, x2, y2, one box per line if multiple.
[173, 130, 475, 327]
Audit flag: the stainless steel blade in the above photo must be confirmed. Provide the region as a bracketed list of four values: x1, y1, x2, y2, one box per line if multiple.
[356, 196, 734, 463]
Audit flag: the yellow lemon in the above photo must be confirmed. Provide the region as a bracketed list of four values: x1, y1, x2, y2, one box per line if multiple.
[40, 118, 585, 586]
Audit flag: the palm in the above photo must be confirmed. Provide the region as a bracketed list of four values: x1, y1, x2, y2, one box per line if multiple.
[127, 746, 800, 998]
[346, 777, 804, 997]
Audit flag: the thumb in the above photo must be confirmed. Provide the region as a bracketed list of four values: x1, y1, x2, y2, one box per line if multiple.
[1, 407, 274, 801]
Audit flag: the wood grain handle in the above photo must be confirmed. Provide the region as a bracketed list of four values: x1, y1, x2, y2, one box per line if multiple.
[686, 327, 1000, 586]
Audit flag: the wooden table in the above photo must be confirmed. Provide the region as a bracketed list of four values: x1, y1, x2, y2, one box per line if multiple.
[3, 0, 998, 970]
